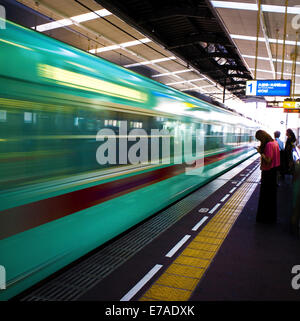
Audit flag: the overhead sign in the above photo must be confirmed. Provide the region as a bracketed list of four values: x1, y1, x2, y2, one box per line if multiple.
[266, 101, 283, 108]
[284, 108, 300, 113]
[283, 101, 300, 108]
[246, 80, 291, 96]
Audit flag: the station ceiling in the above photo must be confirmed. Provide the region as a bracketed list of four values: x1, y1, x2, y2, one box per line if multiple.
[13, 0, 300, 104]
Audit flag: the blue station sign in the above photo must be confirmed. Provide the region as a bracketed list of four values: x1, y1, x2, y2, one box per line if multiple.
[246, 80, 291, 96]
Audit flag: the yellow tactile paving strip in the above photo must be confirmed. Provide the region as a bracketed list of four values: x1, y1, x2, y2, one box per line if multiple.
[140, 167, 260, 301]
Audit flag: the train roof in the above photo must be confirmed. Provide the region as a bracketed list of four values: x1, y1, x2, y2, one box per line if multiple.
[1, 19, 258, 128]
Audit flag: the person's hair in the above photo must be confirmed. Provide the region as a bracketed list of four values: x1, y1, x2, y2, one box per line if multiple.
[255, 130, 273, 153]
[286, 128, 296, 143]
[274, 131, 280, 138]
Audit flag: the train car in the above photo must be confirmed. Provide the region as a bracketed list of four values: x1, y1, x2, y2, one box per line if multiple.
[0, 19, 258, 300]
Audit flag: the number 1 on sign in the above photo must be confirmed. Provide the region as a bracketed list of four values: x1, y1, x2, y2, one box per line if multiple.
[248, 83, 252, 93]
[246, 80, 257, 96]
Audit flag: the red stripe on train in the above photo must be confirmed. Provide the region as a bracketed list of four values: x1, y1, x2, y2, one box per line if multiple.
[0, 146, 248, 240]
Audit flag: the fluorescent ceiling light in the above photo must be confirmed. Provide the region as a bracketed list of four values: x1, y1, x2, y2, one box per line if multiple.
[242, 55, 270, 61]
[181, 86, 206, 92]
[36, 20, 72, 32]
[243, 54, 300, 66]
[166, 77, 205, 85]
[211, 1, 257, 11]
[34, 9, 111, 32]
[231, 34, 298, 46]
[90, 38, 151, 53]
[249, 68, 300, 78]
[231, 35, 263, 42]
[263, 38, 297, 46]
[211, 1, 300, 15]
[152, 69, 195, 78]
[119, 38, 151, 48]
[124, 56, 176, 68]
[90, 44, 119, 53]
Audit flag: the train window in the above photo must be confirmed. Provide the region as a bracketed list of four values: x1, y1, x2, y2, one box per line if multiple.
[130, 121, 143, 128]
[212, 125, 222, 135]
[0, 110, 6, 122]
[24, 112, 32, 123]
[74, 117, 79, 126]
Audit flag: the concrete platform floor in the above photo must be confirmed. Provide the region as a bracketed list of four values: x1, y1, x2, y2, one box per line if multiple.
[190, 175, 300, 301]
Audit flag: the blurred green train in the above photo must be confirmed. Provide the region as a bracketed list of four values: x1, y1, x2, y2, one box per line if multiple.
[0, 19, 258, 300]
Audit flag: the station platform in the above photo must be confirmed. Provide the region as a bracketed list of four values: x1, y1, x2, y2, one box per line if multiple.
[15, 154, 300, 302]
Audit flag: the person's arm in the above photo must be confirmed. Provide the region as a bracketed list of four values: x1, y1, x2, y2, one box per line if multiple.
[261, 152, 271, 164]
[261, 143, 272, 165]
[256, 146, 262, 153]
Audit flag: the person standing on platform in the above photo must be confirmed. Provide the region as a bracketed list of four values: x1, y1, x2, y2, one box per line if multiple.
[274, 131, 284, 151]
[255, 130, 280, 224]
[274, 131, 284, 180]
[291, 163, 300, 236]
[285, 128, 297, 176]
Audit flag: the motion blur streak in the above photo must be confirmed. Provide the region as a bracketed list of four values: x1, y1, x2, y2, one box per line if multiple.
[38, 64, 148, 103]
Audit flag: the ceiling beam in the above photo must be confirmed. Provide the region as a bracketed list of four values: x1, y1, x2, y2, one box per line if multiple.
[166, 33, 230, 50]
[137, 7, 213, 24]
[226, 80, 246, 86]
[226, 85, 246, 91]
[219, 65, 248, 73]
[227, 73, 252, 79]
[207, 52, 233, 58]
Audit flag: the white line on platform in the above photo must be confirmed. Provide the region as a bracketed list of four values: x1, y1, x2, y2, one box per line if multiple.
[192, 216, 209, 231]
[208, 203, 221, 214]
[120, 264, 163, 301]
[165, 235, 191, 258]
[229, 187, 237, 193]
[220, 194, 230, 202]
